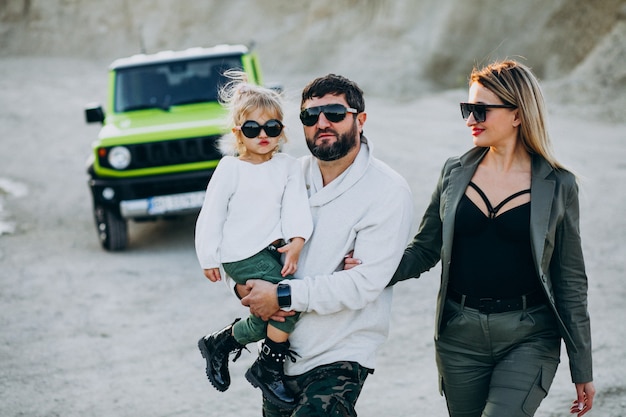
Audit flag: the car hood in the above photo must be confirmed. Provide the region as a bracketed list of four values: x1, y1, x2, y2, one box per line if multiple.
[97, 103, 228, 145]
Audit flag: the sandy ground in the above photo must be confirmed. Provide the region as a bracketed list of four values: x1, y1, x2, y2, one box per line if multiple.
[0, 56, 625, 417]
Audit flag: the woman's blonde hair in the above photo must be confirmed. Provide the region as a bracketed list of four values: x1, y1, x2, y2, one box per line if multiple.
[470, 60, 564, 169]
[218, 70, 286, 156]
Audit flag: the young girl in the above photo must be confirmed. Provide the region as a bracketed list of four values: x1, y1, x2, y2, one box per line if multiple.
[195, 72, 312, 410]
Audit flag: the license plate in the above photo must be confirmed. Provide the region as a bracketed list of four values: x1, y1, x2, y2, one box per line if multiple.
[148, 191, 205, 215]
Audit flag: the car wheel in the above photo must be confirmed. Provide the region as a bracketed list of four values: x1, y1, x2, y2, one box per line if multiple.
[94, 205, 128, 251]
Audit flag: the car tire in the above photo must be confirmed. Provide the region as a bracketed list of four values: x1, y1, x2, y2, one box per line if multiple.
[94, 205, 128, 251]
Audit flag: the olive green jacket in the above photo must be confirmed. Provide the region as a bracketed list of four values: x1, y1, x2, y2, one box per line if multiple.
[391, 146, 593, 383]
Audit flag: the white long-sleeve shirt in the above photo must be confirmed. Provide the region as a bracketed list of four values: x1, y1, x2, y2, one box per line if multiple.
[283, 138, 414, 375]
[195, 153, 313, 268]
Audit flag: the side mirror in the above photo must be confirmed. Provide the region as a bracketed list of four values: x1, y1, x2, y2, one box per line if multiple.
[85, 104, 105, 124]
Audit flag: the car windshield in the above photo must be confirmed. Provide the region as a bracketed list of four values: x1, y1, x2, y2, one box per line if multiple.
[114, 55, 243, 112]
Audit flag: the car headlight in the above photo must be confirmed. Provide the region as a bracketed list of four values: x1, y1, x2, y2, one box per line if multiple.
[108, 146, 131, 169]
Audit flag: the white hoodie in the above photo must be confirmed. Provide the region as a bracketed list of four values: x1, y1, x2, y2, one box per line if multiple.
[195, 153, 313, 268]
[283, 138, 413, 375]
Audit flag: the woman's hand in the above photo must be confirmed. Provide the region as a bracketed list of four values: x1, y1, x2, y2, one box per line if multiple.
[343, 251, 361, 270]
[569, 382, 595, 416]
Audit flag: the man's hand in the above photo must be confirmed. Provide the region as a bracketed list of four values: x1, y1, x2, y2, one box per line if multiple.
[238, 282, 296, 322]
[241, 280, 281, 321]
[234, 283, 250, 299]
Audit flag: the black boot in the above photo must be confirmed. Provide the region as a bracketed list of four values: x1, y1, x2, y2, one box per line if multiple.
[197, 318, 247, 392]
[245, 339, 298, 409]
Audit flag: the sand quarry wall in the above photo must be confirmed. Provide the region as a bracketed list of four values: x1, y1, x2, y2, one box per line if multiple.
[1, 0, 625, 120]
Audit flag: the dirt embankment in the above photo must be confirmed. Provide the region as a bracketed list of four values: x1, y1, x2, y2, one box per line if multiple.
[1, 0, 625, 120]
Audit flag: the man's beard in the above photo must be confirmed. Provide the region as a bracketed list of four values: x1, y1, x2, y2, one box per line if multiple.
[305, 121, 358, 162]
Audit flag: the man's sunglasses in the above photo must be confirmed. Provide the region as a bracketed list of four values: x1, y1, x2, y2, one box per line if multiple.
[460, 102, 516, 123]
[299, 104, 358, 126]
[238, 119, 284, 138]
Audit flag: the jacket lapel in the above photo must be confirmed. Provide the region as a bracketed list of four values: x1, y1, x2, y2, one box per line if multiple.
[530, 154, 555, 274]
[442, 148, 487, 266]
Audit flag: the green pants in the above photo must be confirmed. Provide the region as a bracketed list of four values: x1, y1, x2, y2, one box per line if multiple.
[436, 298, 561, 417]
[262, 361, 372, 417]
[223, 246, 299, 345]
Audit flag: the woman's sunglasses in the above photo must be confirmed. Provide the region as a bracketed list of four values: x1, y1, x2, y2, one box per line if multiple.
[460, 102, 516, 123]
[299, 104, 358, 126]
[238, 119, 284, 138]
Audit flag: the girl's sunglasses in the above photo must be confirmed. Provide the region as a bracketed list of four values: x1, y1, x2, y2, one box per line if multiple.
[460, 102, 516, 123]
[299, 104, 358, 126]
[238, 119, 284, 138]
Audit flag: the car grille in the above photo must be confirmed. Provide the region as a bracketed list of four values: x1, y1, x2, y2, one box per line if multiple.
[126, 171, 213, 199]
[98, 135, 222, 170]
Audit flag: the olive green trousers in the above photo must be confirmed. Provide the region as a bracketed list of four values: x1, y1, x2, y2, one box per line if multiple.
[223, 246, 299, 345]
[436, 298, 561, 417]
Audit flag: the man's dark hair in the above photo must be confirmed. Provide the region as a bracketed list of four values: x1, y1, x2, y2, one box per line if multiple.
[301, 74, 365, 113]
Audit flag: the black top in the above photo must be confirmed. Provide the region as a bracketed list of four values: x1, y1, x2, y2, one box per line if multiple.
[449, 182, 541, 298]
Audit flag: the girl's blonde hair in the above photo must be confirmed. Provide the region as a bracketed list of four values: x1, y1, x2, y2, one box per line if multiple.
[470, 60, 564, 170]
[218, 70, 286, 157]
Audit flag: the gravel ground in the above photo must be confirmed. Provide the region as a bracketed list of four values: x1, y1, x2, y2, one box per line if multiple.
[0, 57, 624, 417]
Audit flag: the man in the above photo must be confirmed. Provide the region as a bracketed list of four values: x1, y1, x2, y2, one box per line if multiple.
[240, 74, 414, 416]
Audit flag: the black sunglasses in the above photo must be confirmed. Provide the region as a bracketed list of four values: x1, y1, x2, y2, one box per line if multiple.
[239, 119, 284, 138]
[460, 102, 516, 123]
[299, 104, 358, 126]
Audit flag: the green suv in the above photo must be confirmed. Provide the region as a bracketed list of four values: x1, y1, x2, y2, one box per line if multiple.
[84, 44, 270, 251]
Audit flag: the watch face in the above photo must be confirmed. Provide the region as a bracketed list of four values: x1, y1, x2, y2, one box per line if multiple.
[277, 283, 291, 308]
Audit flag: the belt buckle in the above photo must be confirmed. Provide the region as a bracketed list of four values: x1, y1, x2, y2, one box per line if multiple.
[478, 297, 496, 314]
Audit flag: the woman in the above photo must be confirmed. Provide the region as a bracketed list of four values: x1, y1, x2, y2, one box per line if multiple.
[352, 60, 595, 416]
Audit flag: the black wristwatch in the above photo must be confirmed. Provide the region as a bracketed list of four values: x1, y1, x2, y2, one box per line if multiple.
[277, 283, 291, 308]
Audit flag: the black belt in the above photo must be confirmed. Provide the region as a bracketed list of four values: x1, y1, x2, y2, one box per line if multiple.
[448, 290, 545, 314]
[267, 239, 286, 250]
[266, 239, 286, 262]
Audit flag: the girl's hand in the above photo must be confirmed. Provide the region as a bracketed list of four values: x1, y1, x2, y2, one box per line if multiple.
[278, 237, 305, 277]
[203, 268, 221, 282]
[280, 247, 298, 277]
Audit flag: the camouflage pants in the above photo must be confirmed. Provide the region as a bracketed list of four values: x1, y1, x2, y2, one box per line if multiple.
[262, 361, 373, 417]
